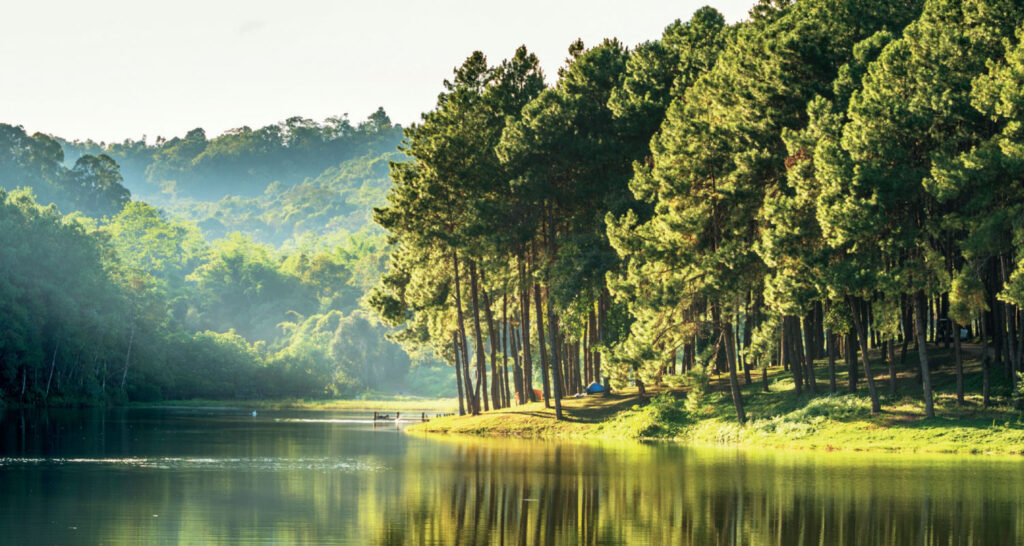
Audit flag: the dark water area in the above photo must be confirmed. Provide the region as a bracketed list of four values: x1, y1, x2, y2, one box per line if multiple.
[1, 407, 1022, 545]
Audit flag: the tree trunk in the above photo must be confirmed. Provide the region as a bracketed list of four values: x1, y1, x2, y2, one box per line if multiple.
[845, 329, 857, 393]
[742, 307, 753, 385]
[900, 295, 912, 366]
[452, 252, 477, 414]
[1001, 257, 1017, 384]
[827, 331, 837, 394]
[545, 286, 564, 420]
[599, 289, 610, 392]
[121, 321, 135, 390]
[468, 260, 489, 412]
[502, 292, 514, 408]
[886, 338, 897, 397]
[801, 314, 817, 393]
[849, 297, 881, 413]
[533, 282, 551, 407]
[510, 321, 525, 405]
[517, 252, 535, 402]
[715, 305, 745, 424]
[912, 292, 935, 418]
[44, 343, 59, 403]
[454, 331, 465, 415]
[784, 317, 802, 395]
[952, 318, 964, 405]
[981, 310, 991, 408]
[479, 271, 502, 410]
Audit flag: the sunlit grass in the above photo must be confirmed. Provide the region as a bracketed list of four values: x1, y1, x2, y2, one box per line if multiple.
[411, 343, 1024, 455]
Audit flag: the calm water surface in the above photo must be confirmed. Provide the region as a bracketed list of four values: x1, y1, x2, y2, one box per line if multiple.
[1, 407, 1022, 545]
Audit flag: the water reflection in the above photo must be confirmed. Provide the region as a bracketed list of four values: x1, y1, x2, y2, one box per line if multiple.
[378, 438, 1024, 545]
[1, 409, 1021, 545]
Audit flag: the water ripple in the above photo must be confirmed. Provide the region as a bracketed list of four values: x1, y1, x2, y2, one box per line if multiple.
[0, 456, 384, 472]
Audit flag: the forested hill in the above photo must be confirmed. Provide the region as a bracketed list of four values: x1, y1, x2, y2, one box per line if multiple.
[56, 108, 404, 245]
[0, 109, 454, 408]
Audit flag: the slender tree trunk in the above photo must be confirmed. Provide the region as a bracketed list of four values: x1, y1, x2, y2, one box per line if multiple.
[900, 295, 912, 366]
[121, 320, 135, 390]
[598, 289, 609, 392]
[44, 343, 59, 403]
[827, 331, 837, 394]
[714, 304, 745, 424]
[981, 310, 991, 408]
[510, 321, 525, 405]
[1001, 257, 1017, 386]
[517, 252, 535, 401]
[545, 286, 563, 420]
[885, 338, 896, 397]
[468, 260, 489, 412]
[912, 292, 935, 418]
[534, 282, 551, 407]
[846, 329, 857, 393]
[784, 317, 803, 395]
[813, 301, 825, 359]
[801, 314, 817, 394]
[1015, 307, 1023, 398]
[583, 316, 592, 385]
[454, 331, 465, 416]
[742, 306, 753, 385]
[502, 292, 513, 408]
[849, 297, 881, 413]
[479, 272, 501, 410]
[452, 252, 476, 414]
[952, 318, 964, 405]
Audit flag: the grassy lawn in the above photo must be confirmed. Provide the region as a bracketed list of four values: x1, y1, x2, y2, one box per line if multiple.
[409, 343, 1024, 455]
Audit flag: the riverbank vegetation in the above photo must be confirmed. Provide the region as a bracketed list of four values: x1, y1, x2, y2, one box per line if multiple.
[411, 345, 1024, 455]
[376, 0, 1024, 439]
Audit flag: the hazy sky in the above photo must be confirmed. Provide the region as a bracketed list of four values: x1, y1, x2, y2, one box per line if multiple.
[2, 1, 756, 143]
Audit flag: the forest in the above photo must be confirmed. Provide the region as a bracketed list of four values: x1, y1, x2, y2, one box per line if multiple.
[0, 111, 454, 406]
[4, 0, 1024, 421]
[372, 0, 1024, 423]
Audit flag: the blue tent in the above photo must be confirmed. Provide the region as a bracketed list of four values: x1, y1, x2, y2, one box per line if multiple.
[585, 382, 605, 394]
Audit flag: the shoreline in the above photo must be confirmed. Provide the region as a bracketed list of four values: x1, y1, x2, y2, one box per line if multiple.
[406, 375, 1024, 457]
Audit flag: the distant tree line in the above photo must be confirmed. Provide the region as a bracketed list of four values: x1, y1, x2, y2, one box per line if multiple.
[372, 0, 1024, 420]
[0, 111, 427, 406]
[59, 108, 402, 201]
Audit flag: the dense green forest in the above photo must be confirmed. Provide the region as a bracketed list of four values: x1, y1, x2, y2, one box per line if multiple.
[373, 0, 1024, 421]
[0, 111, 453, 406]
[5, 0, 1024, 416]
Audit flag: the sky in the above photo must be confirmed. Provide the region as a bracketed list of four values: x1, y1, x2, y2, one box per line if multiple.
[1, 1, 757, 144]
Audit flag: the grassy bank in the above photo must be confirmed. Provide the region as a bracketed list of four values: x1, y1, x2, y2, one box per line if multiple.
[409, 345, 1024, 456]
[132, 396, 458, 413]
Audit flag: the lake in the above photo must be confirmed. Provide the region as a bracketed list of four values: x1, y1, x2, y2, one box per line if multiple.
[1, 407, 1021, 545]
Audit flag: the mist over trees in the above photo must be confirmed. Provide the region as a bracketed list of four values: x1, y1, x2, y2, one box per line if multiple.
[0, 110, 430, 406]
[374, 0, 1024, 420]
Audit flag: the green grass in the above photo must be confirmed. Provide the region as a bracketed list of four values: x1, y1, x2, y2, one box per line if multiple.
[132, 396, 458, 412]
[409, 343, 1024, 456]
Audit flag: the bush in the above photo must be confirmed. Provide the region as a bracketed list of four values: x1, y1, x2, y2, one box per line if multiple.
[681, 367, 710, 414]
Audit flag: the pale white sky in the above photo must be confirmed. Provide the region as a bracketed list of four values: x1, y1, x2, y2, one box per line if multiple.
[1, 1, 755, 143]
